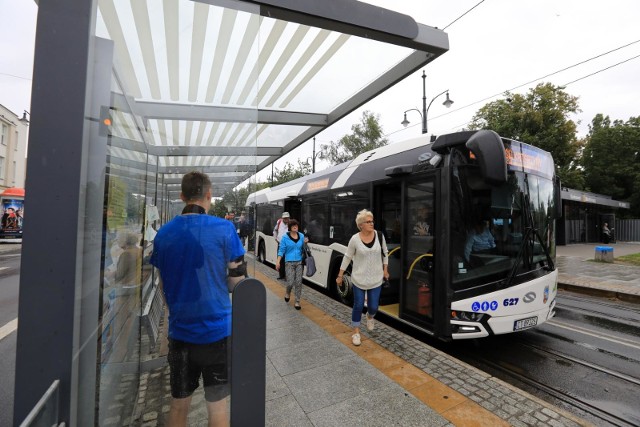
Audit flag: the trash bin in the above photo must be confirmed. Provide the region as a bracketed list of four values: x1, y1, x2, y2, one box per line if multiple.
[594, 246, 614, 262]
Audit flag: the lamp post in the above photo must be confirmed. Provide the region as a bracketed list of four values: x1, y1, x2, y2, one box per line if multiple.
[306, 137, 321, 173]
[401, 70, 453, 134]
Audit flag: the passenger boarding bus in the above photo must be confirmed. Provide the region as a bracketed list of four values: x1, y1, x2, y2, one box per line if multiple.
[247, 130, 560, 340]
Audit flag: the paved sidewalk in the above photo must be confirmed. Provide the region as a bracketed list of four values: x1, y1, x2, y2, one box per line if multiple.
[132, 261, 592, 427]
[256, 267, 588, 427]
[14, 240, 637, 426]
[556, 243, 640, 302]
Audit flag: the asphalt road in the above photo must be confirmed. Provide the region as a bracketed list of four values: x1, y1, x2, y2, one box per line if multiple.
[0, 247, 21, 427]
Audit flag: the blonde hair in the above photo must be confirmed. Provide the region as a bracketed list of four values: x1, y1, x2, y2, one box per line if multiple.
[355, 209, 373, 230]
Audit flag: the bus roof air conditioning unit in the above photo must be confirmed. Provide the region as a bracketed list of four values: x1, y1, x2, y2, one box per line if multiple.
[385, 164, 413, 176]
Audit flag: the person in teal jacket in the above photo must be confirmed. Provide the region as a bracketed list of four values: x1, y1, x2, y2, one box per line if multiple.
[276, 219, 308, 310]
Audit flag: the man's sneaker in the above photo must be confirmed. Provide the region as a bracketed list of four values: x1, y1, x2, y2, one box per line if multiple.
[351, 333, 361, 346]
[366, 315, 375, 332]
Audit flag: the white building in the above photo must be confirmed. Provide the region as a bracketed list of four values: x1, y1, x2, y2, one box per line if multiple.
[0, 104, 28, 190]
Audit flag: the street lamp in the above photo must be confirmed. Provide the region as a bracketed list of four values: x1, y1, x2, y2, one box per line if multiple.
[19, 110, 30, 124]
[305, 136, 322, 173]
[401, 70, 454, 134]
[306, 137, 322, 173]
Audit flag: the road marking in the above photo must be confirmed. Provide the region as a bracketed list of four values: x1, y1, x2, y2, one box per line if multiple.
[0, 267, 8, 271]
[0, 318, 18, 341]
[547, 319, 640, 351]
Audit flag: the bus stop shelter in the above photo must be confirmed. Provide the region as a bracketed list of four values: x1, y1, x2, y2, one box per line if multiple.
[14, 1, 449, 425]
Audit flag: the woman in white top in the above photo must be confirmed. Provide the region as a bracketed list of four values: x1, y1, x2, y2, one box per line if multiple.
[336, 209, 389, 346]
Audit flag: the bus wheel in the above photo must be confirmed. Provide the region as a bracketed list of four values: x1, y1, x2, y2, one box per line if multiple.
[258, 241, 266, 264]
[335, 269, 353, 305]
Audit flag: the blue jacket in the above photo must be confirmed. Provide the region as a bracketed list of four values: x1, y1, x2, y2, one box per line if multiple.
[277, 231, 305, 262]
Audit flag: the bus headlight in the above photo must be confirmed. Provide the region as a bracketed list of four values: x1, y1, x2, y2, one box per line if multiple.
[451, 310, 487, 322]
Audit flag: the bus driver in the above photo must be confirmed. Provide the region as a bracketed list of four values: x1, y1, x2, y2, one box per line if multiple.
[464, 218, 496, 265]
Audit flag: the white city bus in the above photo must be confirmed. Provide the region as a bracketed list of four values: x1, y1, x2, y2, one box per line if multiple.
[246, 130, 560, 340]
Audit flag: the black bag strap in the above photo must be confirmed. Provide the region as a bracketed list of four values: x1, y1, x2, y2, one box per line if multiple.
[376, 230, 385, 261]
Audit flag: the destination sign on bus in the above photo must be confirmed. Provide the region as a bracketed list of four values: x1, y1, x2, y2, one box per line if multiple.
[306, 178, 330, 192]
[504, 141, 554, 179]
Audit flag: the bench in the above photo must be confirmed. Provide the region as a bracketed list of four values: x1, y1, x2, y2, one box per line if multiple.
[141, 280, 165, 349]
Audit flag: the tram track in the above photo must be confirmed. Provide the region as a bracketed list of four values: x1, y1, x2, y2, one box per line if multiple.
[433, 294, 640, 427]
[556, 293, 640, 328]
[385, 315, 640, 426]
[516, 338, 640, 387]
[476, 355, 637, 427]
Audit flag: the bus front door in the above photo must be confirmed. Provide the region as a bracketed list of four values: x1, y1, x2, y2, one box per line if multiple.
[400, 176, 437, 329]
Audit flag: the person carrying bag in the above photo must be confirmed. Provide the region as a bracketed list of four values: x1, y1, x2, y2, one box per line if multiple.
[304, 244, 316, 277]
[336, 209, 389, 346]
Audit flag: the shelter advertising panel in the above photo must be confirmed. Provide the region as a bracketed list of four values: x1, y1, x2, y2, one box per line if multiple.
[0, 198, 24, 238]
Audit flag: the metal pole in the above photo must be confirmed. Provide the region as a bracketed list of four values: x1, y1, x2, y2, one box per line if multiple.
[312, 137, 316, 173]
[421, 70, 427, 134]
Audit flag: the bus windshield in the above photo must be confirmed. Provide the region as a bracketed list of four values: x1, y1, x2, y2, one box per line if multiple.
[450, 146, 556, 299]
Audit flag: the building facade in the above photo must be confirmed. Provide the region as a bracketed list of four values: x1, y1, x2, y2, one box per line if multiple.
[0, 104, 28, 190]
[558, 187, 631, 245]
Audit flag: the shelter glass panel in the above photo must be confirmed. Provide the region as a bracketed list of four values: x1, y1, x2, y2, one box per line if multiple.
[79, 0, 261, 424]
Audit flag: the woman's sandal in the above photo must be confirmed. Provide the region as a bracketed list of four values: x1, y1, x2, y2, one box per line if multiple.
[284, 294, 290, 302]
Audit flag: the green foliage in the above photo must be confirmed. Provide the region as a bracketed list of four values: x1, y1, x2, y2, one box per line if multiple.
[215, 160, 310, 215]
[469, 83, 584, 188]
[320, 110, 388, 165]
[582, 114, 640, 217]
[616, 252, 640, 266]
[271, 159, 312, 186]
[209, 202, 227, 217]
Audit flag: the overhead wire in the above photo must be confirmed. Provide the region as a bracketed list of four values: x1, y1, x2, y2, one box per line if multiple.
[563, 53, 640, 87]
[442, 0, 485, 31]
[0, 72, 32, 81]
[386, 39, 640, 139]
[431, 39, 640, 121]
[388, 2, 640, 138]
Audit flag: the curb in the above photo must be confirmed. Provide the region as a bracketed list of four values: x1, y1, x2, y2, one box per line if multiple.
[558, 282, 640, 304]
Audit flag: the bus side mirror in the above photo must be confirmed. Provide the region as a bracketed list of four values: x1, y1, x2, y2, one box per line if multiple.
[465, 130, 507, 185]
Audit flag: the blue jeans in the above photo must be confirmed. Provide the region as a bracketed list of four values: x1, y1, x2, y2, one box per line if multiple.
[351, 285, 382, 328]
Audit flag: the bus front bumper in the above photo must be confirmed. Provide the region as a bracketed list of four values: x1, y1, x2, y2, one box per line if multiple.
[451, 298, 556, 340]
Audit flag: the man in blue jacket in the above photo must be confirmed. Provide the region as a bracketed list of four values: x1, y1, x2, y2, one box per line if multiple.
[151, 171, 246, 426]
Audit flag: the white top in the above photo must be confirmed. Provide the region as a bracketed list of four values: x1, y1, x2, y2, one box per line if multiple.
[273, 218, 289, 243]
[340, 232, 388, 290]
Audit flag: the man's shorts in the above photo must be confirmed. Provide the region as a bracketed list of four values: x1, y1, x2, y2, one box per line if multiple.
[168, 337, 230, 402]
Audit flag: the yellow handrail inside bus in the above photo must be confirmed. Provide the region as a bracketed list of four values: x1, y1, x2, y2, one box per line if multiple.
[388, 247, 401, 257]
[407, 253, 433, 279]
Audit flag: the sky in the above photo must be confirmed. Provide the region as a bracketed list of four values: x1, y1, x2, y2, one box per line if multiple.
[2, 0, 639, 182]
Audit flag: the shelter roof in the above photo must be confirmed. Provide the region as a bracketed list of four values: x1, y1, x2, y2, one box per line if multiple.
[100, 0, 449, 196]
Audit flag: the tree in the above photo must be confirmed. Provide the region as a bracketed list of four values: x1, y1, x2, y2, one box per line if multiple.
[209, 201, 227, 217]
[271, 159, 312, 186]
[469, 83, 584, 189]
[320, 110, 388, 165]
[582, 114, 640, 217]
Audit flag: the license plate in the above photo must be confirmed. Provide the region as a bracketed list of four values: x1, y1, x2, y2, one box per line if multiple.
[513, 316, 538, 331]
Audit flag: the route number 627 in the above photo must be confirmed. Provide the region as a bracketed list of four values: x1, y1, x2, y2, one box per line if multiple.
[503, 298, 519, 306]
